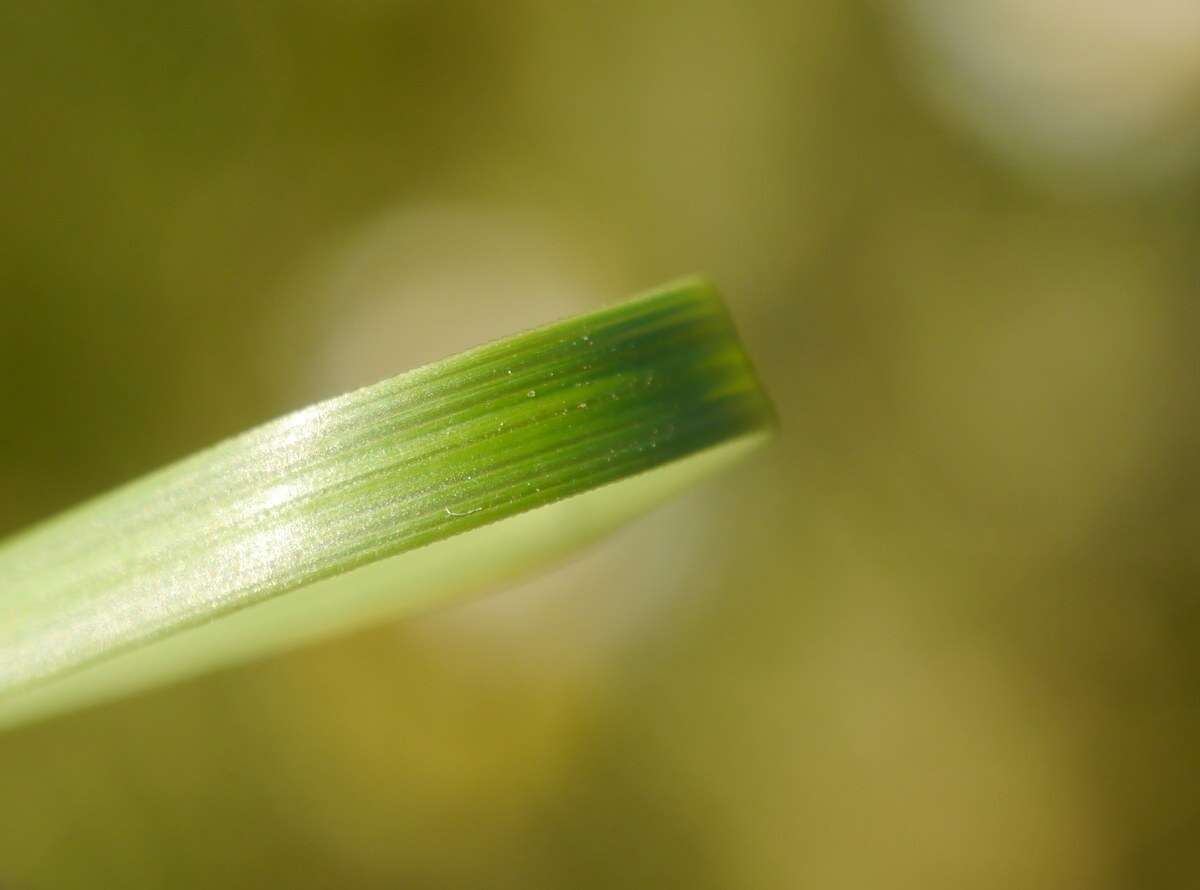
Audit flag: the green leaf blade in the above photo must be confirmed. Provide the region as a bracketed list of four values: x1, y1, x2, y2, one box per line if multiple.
[0, 276, 774, 726]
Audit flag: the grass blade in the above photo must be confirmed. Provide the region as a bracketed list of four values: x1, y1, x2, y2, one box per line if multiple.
[0, 276, 774, 727]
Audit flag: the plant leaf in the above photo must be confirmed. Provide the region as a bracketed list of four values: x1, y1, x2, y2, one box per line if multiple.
[0, 276, 774, 727]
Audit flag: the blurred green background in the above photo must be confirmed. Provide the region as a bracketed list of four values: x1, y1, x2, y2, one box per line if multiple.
[2, 1, 1199, 887]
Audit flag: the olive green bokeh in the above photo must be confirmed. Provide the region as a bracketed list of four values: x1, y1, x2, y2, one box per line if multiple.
[2, 1, 1199, 889]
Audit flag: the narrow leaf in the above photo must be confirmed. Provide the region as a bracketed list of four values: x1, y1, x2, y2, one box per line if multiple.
[0, 277, 774, 727]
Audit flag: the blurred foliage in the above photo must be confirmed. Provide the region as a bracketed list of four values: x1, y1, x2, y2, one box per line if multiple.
[2, 1, 1199, 888]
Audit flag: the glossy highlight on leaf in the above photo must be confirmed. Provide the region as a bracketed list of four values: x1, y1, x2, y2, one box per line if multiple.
[0, 277, 774, 727]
